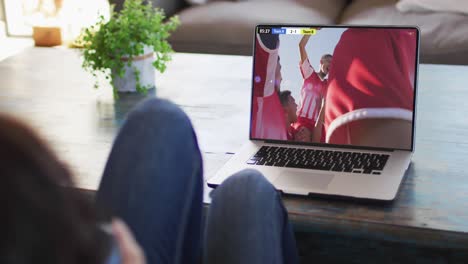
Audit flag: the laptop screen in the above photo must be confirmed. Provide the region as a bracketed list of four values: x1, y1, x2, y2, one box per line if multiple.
[250, 25, 419, 151]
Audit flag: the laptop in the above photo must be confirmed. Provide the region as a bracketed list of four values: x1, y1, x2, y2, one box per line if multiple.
[208, 25, 419, 201]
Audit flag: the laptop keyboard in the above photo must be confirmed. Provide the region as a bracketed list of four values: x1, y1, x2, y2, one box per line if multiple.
[247, 146, 389, 174]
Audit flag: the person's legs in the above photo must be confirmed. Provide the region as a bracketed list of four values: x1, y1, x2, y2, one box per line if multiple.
[204, 169, 299, 264]
[95, 98, 203, 264]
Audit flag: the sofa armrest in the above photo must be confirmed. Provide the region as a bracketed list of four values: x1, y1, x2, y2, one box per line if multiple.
[109, 0, 187, 17]
[150, 0, 187, 17]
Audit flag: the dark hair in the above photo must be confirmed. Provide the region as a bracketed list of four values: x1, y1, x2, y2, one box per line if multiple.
[278, 90, 292, 107]
[321, 54, 333, 60]
[0, 114, 109, 264]
[259, 33, 279, 50]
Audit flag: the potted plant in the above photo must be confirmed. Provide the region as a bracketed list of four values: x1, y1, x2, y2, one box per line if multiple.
[79, 0, 180, 97]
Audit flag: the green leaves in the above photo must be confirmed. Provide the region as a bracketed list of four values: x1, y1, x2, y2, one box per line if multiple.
[78, 0, 180, 94]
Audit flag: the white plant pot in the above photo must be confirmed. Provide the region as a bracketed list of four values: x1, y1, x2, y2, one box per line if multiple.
[112, 45, 155, 92]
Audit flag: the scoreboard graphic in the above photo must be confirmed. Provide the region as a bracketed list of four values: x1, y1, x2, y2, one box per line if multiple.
[258, 27, 318, 35]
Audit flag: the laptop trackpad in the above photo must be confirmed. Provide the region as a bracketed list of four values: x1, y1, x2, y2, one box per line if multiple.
[274, 170, 334, 194]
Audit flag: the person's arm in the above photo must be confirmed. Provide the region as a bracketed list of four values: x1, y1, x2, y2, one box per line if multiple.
[315, 98, 325, 128]
[311, 98, 325, 142]
[299, 35, 311, 64]
[348, 119, 412, 149]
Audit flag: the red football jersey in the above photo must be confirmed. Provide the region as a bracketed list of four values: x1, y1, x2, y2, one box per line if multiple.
[251, 33, 287, 140]
[324, 28, 417, 144]
[297, 59, 328, 124]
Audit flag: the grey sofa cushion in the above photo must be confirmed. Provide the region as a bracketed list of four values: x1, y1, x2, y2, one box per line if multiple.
[170, 0, 347, 55]
[340, 0, 468, 65]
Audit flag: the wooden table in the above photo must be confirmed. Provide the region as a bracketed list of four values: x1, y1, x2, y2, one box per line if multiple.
[1, 48, 468, 262]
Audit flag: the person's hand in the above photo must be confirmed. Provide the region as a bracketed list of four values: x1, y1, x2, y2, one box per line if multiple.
[295, 127, 311, 142]
[112, 218, 146, 264]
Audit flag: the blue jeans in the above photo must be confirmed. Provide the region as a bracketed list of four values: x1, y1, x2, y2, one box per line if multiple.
[96, 98, 298, 264]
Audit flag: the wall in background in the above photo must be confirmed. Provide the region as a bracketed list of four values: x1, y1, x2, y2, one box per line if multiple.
[2, 0, 110, 38]
[0, 1, 5, 38]
[0, 0, 5, 21]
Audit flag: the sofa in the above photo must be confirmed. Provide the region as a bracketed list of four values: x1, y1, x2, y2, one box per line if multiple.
[156, 0, 468, 65]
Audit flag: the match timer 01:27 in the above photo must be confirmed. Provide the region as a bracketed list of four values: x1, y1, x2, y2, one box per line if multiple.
[258, 28, 271, 34]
